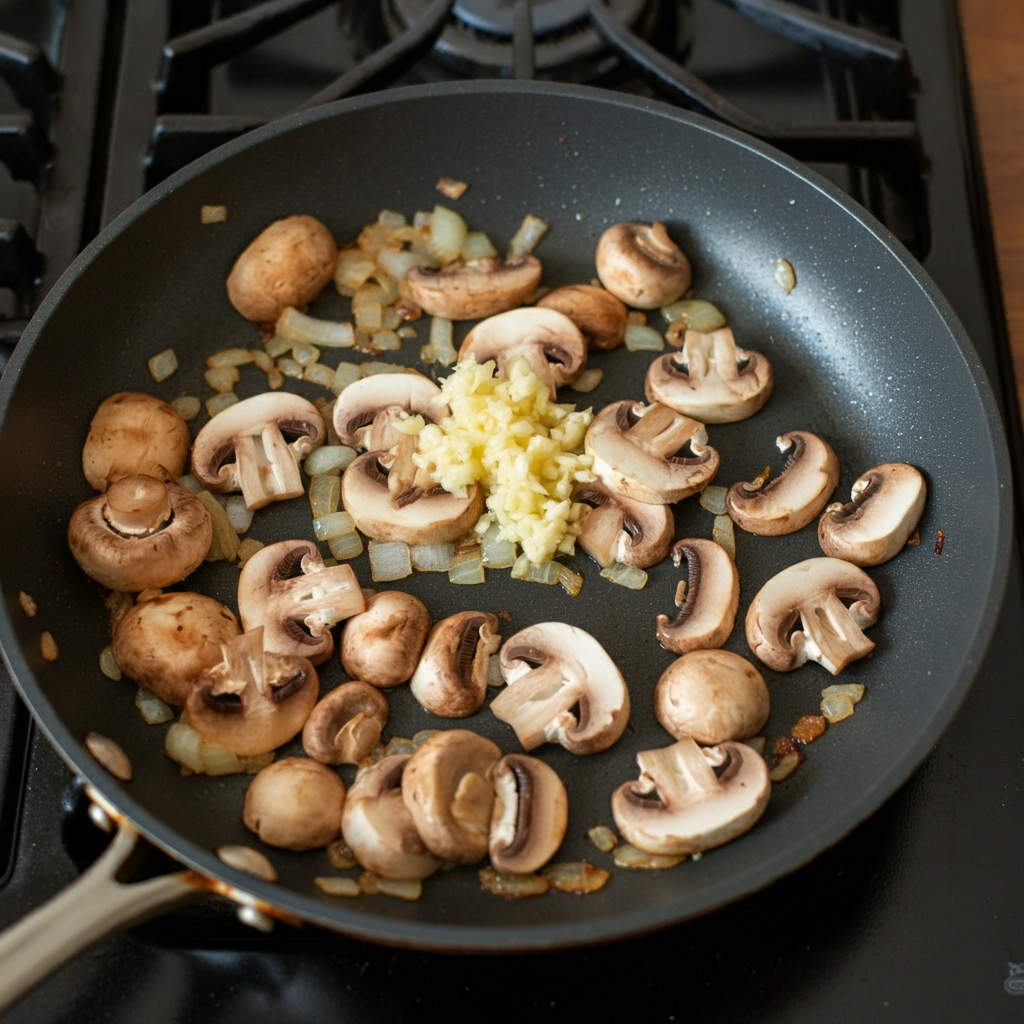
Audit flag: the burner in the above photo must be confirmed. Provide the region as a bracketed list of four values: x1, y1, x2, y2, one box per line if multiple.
[387, 0, 657, 79]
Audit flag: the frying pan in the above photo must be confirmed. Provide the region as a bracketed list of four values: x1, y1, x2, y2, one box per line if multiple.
[0, 81, 1012, 1002]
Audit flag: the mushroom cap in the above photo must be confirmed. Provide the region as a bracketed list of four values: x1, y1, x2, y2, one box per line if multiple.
[236, 539, 366, 666]
[818, 462, 927, 566]
[654, 650, 770, 745]
[340, 451, 484, 545]
[111, 591, 241, 706]
[406, 256, 543, 321]
[332, 373, 446, 450]
[409, 610, 502, 718]
[302, 681, 390, 765]
[341, 755, 440, 880]
[536, 284, 628, 350]
[226, 215, 338, 323]
[82, 392, 191, 492]
[585, 400, 720, 504]
[572, 480, 675, 569]
[185, 627, 319, 757]
[726, 430, 840, 536]
[645, 328, 774, 424]
[68, 476, 213, 592]
[655, 538, 740, 655]
[340, 591, 432, 688]
[191, 392, 326, 510]
[491, 622, 630, 755]
[595, 222, 692, 309]
[611, 738, 771, 856]
[401, 729, 502, 864]
[458, 307, 587, 399]
[745, 557, 881, 674]
[243, 757, 345, 851]
[488, 754, 568, 875]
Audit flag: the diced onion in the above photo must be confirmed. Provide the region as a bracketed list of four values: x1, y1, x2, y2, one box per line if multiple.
[217, 845, 278, 882]
[201, 741, 243, 776]
[135, 687, 173, 725]
[479, 867, 550, 899]
[427, 205, 468, 265]
[201, 204, 227, 224]
[205, 393, 239, 417]
[542, 861, 612, 894]
[773, 258, 796, 294]
[204, 365, 240, 392]
[570, 368, 603, 393]
[147, 348, 178, 382]
[354, 300, 382, 331]
[328, 530, 363, 561]
[600, 562, 648, 590]
[315, 876, 360, 897]
[85, 732, 132, 781]
[699, 485, 728, 515]
[480, 523, 517, 568]
[277, 307, 355, 348]
[660, 299, 727, 333]
[822, 682, 865, 703]
[612, 845, 684, 870]
[448, 549, 485, 585]
[375, 248, 423, 280]
[507, 213, 548, 259]
[486, 653, 504, 688]
[99, 645, 122, 681]
[277, 357, 302, 379]
[461, 231, 497, 260]
[371, 330, 401, 351]
[263, 333, 292, 358]
[556, 564, 584, 597]
[303, 363, 337, 388]
[197, 490, 239, 561]
[410, 543, 454, 572]
[305, 445, 357, 477]
[333, 362, 360, 393]
[360, 361, 406, 377]
[165, 720, 204, 773]
[327, 840, 358, 870]
[312, 510, 357, 540]
[587, 825, 618, 853]
[624, 324, 665, 352]
[308, 475, 341, 517]
[368, 540, 412, 581]
[292, 343, 320, 366]
[225, 495, 253, 533]
[236, 537, 265, 566]
[334, 249, 377, 292]
[712, 514, 736, 558]
[422, 316, 456, 367]
[206, 347, 253, 368]
[435, 176, 469, 200]
[171, 396, 201, 421]
[820, 693, 855, 723]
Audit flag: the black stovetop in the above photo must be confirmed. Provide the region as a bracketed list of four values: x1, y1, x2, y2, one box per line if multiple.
[1, 1, 1022, 1021]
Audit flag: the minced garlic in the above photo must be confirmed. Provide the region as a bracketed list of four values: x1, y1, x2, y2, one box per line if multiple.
[409, 356, 595, 564]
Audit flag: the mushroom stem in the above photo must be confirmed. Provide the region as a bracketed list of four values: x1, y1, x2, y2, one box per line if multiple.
[230, 424, 305, 509]
[798, 591, 876, 674]
[636, 741, 721, 804]
[103, 476, 173, 536]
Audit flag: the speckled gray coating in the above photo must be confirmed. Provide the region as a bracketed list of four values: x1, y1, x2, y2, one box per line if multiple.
[0, 82, 1011, 951]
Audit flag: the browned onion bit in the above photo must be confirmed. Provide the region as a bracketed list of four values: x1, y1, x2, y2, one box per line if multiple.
[772, 735, 800, 761]
[543, 861, 612, 893]
[315, 876, 360, 897]
[791, 715, 827, 744]
[769, 750, 804, 782]
[326, 839, 358, 871]
[612, 845, 684, 871]
[216, 844, 278, 882]
[587, 825, 618, 854]
[906, 529, 921, 547]
[85, 732, 132, 781]
[478, 866, 551, 899]
[40, 631, 59, 662]
[18, 591, 36, 617]
[935, 529, 946, 555]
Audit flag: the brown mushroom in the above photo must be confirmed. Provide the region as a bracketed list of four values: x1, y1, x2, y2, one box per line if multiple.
[340, 591, 432, 689]
[68, 475, 212, 592]
[191, 392, 325, 510]
[243, 757, 345, 851]
[82, 392, 191, 492]
[185, 627, 319, 757]
[406, 256, 542, 321]
[488, 754, 568, 875]
[584, 400, 720, 504]
[818, 462, 927, 566]
[645, 328, 774, 423]
[302, 681, 389, 765]
[111, 591, 241, 706]
[572, 480, 674, 569]
[409, 611, 501, 717]
[227, 215, 338, 323]
[595, 222, 692, 309]
[611, 738, 771, 856]
[490, 622, 630, 755]
[745, 557, 880, 674]
[340, 755, 440, 880]
[654, 650, 770, 745]
[726, 430, 840, 535]
[236, 539, 366, 666]
[536, 284, 628, 350]
[655, 538, 740, 654]
[401, 729, 502, 865]
[458, 307, 587, 399]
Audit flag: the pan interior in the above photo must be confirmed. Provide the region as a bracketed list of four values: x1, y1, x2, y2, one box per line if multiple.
[0, 84, 1008, 947]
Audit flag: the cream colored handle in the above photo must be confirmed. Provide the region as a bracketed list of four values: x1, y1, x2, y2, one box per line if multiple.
[0, 818, 203, 1013]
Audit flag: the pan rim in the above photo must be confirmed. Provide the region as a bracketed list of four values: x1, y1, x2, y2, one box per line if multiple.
[0, 79, 1013, 952]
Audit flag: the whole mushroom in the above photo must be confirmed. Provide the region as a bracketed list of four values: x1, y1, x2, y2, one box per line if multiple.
[406, 256, 543, 321]
[595, 222, 692, 309]
[340, 591, 432, 689]
[243, 757, 345, 851]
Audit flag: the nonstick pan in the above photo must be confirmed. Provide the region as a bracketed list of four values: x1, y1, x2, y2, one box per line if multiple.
[0, 81, 1012, 995]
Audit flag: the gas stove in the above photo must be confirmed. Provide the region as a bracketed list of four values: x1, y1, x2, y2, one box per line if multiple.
[1, 1, 1022, 1021]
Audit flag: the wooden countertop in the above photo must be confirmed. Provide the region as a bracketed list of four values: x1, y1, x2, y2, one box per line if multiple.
[958, 0, 1024, 416]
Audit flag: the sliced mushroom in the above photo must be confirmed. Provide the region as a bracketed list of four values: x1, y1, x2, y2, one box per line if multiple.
[584, 400, 720, 505]
[595, 222, 692, 309]
[818, 462, 927, 566]
[243, 757, 345, 851]
[341, 755, 440, 880]
[655, 538, 739, 654]
[340, 591, 432, 689]
[236, 539, 366, 666]
[409, 611, 501, 717]
[726, 431, 839, 535]
[490, 622, 630, 755]
[406, 256, 542, 321]
[458, 307, 587, 399]
[645, 328, 774, 423]
[488, 754, 568, 875]
[185, 627, 319, 757]
[302, 681, 389, 764]
[341, 451, 483, 545]
[745, 557, 881, 674]
[611, 738, 771, 856]
[227, 215, 338, 323]
[111, 591, 240, 706]
[536, 284, 628, 350]
[572, 480, 675, 569]
[82, 392, 192, 492]
[68, 475, 212, 592]
[192, 392, 326, 511]
[401, 729, 502, 864]
[654, 650, 770, 745]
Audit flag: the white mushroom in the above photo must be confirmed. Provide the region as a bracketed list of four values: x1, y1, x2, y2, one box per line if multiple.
[302, 681, 390, 765]
[406, 256, 543, 321]
[536, 284, 628, 350]
[340, 591, 432, 689]
[595, 222, 692, 309]
[572, 480, 675, 569]
[490, 622, 630, 755]
[243, 757, 345, 851]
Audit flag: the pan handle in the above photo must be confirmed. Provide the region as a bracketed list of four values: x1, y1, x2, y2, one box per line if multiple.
[0, 816, 205, 1013]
